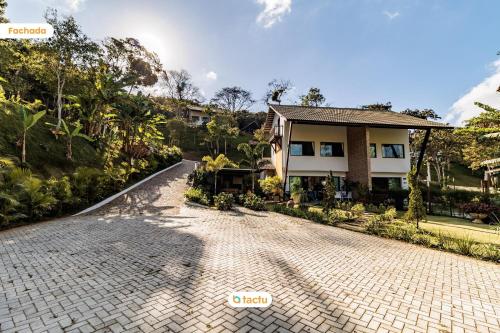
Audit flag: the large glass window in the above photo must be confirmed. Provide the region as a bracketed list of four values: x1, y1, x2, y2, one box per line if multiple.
[369, 143, 377, 158]
[382, 144, 405, 158]
[290, 141, 315, 156]
[320, 142, 344, 157]
[372, 177, 402, 192]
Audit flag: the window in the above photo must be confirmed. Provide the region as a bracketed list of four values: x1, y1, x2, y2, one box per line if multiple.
[372, 177, 402, 192]
[320, 142, 344, 157]
[191, 116, 200, 122]
[202, 116, 210, 123]
[290, 141, 314, 156]
[382, 144, 405, 158]
[370, 143, 377, 158]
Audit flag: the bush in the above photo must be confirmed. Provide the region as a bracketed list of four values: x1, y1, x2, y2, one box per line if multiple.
[184, 187, 210, 206]
[154, 145, 182, 168]
[351, 203, 365, 218]
[454, 235, 475, 256]
[382, 207, 397, 221]
[268, 204, 325, 223]
[239, 193, 266, 211]
[46, 176, 73, 215]
[188, 168, 213, 195]
[327, 209, 349, 225]
[258, 176, 282, 199]
[214, 192, 234, 211]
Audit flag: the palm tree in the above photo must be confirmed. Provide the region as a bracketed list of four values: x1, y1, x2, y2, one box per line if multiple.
[237, 142, 270, 192]
[202, 154, 237, 194]
[19, 105, 46, 163]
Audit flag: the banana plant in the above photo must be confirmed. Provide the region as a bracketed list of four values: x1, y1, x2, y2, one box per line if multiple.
[60, 120, 94, 160]
[19, 104, 46, 164]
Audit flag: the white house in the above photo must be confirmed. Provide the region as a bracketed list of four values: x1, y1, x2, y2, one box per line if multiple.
[263, 105, 451, 196]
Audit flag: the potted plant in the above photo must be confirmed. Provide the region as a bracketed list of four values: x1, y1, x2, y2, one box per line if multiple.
[460, 202, 496, 224]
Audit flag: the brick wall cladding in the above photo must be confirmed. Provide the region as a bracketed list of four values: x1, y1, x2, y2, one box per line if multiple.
[346, 127, 372, 190]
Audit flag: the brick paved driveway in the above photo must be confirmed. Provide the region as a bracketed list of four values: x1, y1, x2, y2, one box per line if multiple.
[1, 160, 499, 333]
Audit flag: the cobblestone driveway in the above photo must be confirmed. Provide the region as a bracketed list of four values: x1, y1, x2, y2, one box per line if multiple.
[1, 161, 499, 333]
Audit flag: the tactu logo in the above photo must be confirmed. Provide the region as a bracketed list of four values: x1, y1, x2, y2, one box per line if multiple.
[228, 292, 272, 308]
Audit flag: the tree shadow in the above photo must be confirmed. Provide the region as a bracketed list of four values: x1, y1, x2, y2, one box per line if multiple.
[0, 214, 205, 332]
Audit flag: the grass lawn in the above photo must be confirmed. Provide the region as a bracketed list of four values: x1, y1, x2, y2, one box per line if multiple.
[419, 215, 500, 245]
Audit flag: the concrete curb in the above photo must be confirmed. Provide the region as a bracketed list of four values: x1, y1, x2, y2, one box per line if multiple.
[73, 161, 184, 216]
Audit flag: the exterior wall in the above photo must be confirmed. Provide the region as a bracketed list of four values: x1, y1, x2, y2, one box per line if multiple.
[369, 128, 411, 174]
[269, 116, 411, 191]
[346, 127, 371, 189]
[285, 124, 349, 172]
[187, 110, 210, 125]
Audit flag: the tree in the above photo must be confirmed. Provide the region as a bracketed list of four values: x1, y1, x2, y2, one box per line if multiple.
[206, 114, 239, 155]
[161, 69, 201, 102]
[18, 103, 46, 164]
[165, 118, 187, 146]
[404, 167, 426, 228]
[322, 171, 337, 212]
[300, 87, 325, 107]
[104, 37, 162, 92]
[59, 120, 93, 160]
[43, 9, 100, 130]
[202, 154, 237, 194]
[455, 102, 500, 170]
[211, 86, 255, 113]
[401, 108, 440, 120]
[362, 102, 392, 111]
[264, 79, 293, 104]
[237, 142, 270, 191]
[0, 0, 8, 23]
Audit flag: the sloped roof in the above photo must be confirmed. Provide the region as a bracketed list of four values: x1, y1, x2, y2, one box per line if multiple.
[264, 104, 453, 130]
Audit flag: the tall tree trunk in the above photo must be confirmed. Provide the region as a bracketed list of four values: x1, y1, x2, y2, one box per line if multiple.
[214, 172, 218, 194]
[56, 71, 65, 131]
[21, 131, 26, 163]
[66, 138, 72, 160]
[224, 139, 227, 155]
[251, 173, 255, 192]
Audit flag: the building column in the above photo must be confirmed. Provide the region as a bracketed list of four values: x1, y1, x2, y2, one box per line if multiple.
[346, 126, 372, 191]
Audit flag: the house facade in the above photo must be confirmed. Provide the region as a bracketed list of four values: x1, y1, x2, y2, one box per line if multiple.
[263, 105, 451, 196]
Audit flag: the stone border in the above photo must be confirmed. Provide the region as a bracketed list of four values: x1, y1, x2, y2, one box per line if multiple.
[73, 161, 184, 216]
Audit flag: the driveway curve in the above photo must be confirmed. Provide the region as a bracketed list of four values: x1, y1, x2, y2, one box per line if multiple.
[0, 160, 499, 333]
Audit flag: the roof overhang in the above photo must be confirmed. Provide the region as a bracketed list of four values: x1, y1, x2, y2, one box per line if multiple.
[264, 104, 454, 131]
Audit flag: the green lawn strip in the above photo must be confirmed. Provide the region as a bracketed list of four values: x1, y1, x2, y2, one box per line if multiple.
[420, 215, 500, 245]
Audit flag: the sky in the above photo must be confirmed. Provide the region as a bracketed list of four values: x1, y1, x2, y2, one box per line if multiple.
[5, 0, 500, 125]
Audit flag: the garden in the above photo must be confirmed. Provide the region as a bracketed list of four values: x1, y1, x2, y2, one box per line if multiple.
[185, 156, 500, 262]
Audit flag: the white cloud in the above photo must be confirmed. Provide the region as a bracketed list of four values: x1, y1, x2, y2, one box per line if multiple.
[445, 59, 500, 126]
[206, 71, 217, 81]
[39, 0, 86, 13]
[256, 0, 292, 28]
[383, 10, 400, 20]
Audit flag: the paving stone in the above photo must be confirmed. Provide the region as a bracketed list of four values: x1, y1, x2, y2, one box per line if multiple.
[0, 160, 499, 333]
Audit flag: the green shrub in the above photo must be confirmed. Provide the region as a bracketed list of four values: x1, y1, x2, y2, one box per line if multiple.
[239, 193, 266, 211]
[71, 167, 106, 207]
[154, 145, 182, 168]
[184, 187, 210, 206]
[454, 235, 475, 256]
[473, 244, 500, 262]
[382, 207, 397, 221]
[268, 204, 325, 223]
[386, 222, 417, 242]
[188, 168, 213, 194]
[46, 176, 73, 215]
[411, 233, 435, 247]
[214, 192, 234, 211]
[258, 176, 282, 199]
[351, 203, 365, 218]
[327, 209, 349, 225]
